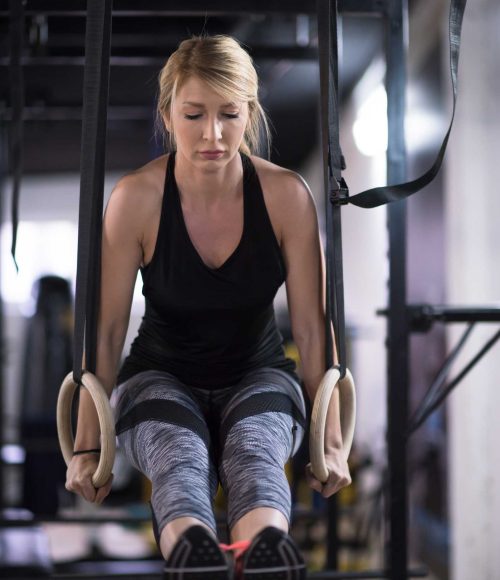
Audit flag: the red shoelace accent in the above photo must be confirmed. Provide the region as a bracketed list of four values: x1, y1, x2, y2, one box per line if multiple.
[219, 539, 251, 560]
[220, 539, 252, 578]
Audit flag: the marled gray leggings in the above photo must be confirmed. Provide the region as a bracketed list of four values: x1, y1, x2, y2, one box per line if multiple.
[113, 367, 307, 536]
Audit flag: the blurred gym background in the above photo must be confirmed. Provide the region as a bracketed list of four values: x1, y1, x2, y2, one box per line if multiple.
[1, 1, 499, 578]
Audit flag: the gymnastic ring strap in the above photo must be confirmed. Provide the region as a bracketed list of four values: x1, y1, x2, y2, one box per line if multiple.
[8, 0, 25, 270]
[57, 371, 115, 488]
[73, 0, 113, 382]
[309, 367, 356, 484]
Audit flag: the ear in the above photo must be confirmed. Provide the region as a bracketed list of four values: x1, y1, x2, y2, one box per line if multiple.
[162, 112, 172, 133]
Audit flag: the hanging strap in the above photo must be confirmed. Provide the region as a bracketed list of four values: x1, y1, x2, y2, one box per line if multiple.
[317, 0, 467, 379]
[9, 0, 24, 271]
[349, 0, 466, 208]
[318, 0, 347, 378]
[72, 0, 113, 383]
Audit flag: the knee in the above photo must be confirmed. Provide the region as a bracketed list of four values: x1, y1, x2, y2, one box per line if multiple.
[221, 413, 294, 470]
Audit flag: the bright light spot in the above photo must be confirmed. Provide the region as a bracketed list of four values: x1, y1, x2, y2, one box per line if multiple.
[406, 110, 446, 152]
[1, 221, 77, 305]
[353, 83, 446, 157]
[352, 85, 388, 157]
[2, 221, 145, 309]
[1, 444, 26, 465]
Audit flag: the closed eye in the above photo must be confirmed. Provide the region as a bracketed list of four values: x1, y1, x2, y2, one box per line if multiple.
[184, 113, 240, 120]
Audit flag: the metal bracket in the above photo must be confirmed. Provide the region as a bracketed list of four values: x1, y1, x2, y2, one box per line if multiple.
[329, 177, 350, 206]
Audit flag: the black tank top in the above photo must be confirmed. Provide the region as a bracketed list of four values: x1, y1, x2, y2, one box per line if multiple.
[117, 151, 297, 390]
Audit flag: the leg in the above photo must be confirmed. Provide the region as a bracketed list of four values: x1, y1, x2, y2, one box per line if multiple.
[220, 410, 301, 542]
[218, 368, 306, 542]
[230, 507, 288, 543]
[218, 368, 307, 578]
[115, 371, 227, 574]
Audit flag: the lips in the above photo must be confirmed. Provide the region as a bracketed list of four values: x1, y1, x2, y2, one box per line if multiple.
[200, 150, 224, 159]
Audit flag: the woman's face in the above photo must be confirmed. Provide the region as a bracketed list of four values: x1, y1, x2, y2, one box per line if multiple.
[166, 76, 249, 170]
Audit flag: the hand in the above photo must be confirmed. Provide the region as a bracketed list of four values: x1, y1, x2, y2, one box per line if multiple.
[65, 454, 113, 505]
[305, 448, 351, 498]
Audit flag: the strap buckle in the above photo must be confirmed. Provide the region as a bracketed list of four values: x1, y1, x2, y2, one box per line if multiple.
[329, 177, 349, 206]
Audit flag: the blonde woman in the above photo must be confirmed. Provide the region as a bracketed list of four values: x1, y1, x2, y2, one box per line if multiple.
[65, 35, 350, 579]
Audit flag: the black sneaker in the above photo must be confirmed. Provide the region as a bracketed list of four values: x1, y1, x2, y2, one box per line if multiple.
[241, 526, 306, 579]
[163, 525, 231, 580]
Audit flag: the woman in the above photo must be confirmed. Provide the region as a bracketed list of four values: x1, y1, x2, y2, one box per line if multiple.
[65, 35, 351, 579]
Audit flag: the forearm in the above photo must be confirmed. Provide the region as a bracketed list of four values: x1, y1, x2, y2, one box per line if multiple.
[74, 333, 125, 450]
[296, 328, 343, 447]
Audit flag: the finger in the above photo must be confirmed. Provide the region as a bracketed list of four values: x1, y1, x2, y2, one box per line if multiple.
[77, 477, 98, 503]
[95, 474, 114, 505]
[322, 474, 351, 498]
[305, 465, 325, 494]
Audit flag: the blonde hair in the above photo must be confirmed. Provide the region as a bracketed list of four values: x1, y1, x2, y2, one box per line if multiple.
[155, 35, 271, 157]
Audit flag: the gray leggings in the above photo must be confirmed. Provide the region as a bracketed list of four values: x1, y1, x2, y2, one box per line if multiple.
[113, 367, 307, 537]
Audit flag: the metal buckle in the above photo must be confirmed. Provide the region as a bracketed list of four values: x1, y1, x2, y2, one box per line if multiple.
[329, 177, 349, 206]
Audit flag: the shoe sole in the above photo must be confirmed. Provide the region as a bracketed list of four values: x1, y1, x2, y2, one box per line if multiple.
[242, 528, 306, 580]
[163, 526, 231, 580]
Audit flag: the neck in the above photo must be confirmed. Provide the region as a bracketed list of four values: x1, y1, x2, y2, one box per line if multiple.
[173, 150, 243, 207]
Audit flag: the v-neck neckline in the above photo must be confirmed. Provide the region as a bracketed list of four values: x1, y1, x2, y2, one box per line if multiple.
[171, 152, 247, 273]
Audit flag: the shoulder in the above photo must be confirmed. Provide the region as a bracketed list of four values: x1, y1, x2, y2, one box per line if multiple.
[108, 155, 167, 211]
[105, 155, 168, 230]
[249, 155, 318, 230]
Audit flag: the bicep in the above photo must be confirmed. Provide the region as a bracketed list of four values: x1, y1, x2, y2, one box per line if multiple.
[282, 181, 325, 343]
[99, 185, 143, 341]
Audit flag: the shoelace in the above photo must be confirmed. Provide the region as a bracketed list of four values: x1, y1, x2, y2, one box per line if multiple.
[219, 540, 252, 579]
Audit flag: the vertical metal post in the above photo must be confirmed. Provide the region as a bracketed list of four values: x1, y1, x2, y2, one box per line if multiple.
[385, 1, 409, 579]
[0, 117, 6, 508]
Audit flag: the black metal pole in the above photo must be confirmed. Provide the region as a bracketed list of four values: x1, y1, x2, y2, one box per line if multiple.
[385, 1, 409, 579]
[0, 114, 6, 509]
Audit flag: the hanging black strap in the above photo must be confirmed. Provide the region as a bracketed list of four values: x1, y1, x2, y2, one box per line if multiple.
[9, 0, 24, 271]
[72, 0, 113, 383]
[318, 0, 347, 378]
[350, 0, 467, 208]
[317, 0, 467, 379]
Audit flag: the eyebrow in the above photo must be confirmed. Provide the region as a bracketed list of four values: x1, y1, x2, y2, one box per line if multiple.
[181, 101, 238, 108]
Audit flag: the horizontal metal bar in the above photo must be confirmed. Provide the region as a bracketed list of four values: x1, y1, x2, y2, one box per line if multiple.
[0, 0, 385, 16]
[378, 304, 500, 329]
[414, 305, 500, 322]
[308, 568, 428, 579]
[0, 46, 318, 67]
[52, 575, 160, 580]
[0, 106, 154, 122]
[0, 515, 152, 526]
[12, 566, 429, 580]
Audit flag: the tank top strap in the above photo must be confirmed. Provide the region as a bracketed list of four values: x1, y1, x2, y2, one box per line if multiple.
[144, 151, 179, 271]
[240, 153, 280, 252]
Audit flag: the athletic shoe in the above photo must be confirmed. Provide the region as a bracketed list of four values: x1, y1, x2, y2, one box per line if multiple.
[162, 525, 231, 580]
[240, 526, 307, 579]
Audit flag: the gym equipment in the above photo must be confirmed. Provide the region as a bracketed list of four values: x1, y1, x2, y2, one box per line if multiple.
[310, 368, 356, 483]
[57, 371, 115, 488]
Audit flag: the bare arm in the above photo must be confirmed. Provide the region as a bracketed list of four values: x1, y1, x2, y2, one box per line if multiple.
[280, 174, 331, 401]
[67, 174, 148, 502]
[281, 173, 350, 497]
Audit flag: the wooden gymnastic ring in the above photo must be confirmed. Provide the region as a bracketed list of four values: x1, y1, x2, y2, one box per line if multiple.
[309, 367, 356, 484]
[57, 371, 115, 488]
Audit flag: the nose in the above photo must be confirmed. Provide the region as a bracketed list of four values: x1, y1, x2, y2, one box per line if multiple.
[203, 115, 222, 142]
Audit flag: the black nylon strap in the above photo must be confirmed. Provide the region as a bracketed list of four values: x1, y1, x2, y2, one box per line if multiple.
[349, 0, 466, 208]
[115, 399, 213, 454]
[317, 0, 466, 381]
[73, 0, 113, 382]
[8, 0, 24, 271]
[219, 392, 307, 447]
[317, 0, 347, 378]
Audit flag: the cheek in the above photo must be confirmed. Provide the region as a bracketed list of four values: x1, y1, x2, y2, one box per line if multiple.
[173, 119, 197, 141]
